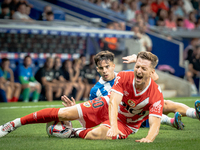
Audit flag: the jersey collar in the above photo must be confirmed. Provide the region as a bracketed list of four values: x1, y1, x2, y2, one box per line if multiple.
[133, 78, 151, 96]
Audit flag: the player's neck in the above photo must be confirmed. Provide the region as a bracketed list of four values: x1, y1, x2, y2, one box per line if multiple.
[135, 78, 150, 92]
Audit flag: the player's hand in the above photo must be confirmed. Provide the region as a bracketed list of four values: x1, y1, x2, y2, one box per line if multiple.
[135, 138, 152, 143]
[61, 95, 76, 107]
[122, 54, 137, 64]
[106, 127, 125, 138]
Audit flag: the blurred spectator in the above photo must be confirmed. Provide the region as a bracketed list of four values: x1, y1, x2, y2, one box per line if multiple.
[95, 0, 103, 6]
[100, 22, 119, 51]
[184, 11, 196, 30]
[184, 38, 199, 61]
[157, 17, 165, 26]
[0, 0, 12, 14]
[151, 0, 169, 14]
[101, 0, 111, 9]
[46, 11, 54, 21]
[186, 45, 200, 95]
[124, 0, 137, 21]
[172, 0, 185, 18]
[38, 5, 52, 21]
[79, 54, 87, 70]
[110, 1, 121, 14]
[17, 55, 41, 102]
[155, 9, 168, 23]
[0, 58, 21, 102]
[0, 66, 8, 102]
[81, 55, 99, 101]
[131, 23, 152, 52]
[62, 59, 85, 101]
[35, 57, 63, 101]
[12, 2, 33, 21]
[0, 3, 10, 19]
[25, 4, 32, 16]
[176, 17, 184, 28]
[196, 18, 200, 29]
[183, 0, 194, 15]
[191, 0, 199, 11]
[53, 57, 73, 97]
[165, 10, 177, 29]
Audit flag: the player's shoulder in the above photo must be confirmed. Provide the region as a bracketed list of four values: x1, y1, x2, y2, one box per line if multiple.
[117, 70, 134, 81]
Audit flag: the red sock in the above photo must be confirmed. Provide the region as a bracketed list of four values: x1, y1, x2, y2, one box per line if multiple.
[20, 108, 60, 125]
[7, 99, 12, 103]
[79, 128, 93, 139]
[12, 97, 18, 102]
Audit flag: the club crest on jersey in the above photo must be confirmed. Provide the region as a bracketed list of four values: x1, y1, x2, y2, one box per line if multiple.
[83, 102, 91, 107]
[128, 100, 135, 107]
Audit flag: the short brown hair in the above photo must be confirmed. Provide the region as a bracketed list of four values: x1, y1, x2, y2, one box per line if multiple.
[94, 51, 115, 66]
[137, 52, 158, 69]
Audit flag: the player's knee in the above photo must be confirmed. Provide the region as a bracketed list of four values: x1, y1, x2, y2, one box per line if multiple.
[58, 108, 73, 120]
[15, 83, 21, 88]
[36, 83, 41, 91]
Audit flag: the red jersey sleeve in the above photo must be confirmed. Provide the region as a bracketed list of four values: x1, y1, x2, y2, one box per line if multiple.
[111, 72, 124, 96]
[149, 85, 164, 118]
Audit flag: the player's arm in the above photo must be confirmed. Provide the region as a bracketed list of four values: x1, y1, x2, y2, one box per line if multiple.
[6, 68, 14, 83]
[136, 116, 161, 143]
[106, 91, 125, 138]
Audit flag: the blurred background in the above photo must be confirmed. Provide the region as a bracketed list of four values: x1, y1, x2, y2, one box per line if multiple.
[0, 0, 200, 103]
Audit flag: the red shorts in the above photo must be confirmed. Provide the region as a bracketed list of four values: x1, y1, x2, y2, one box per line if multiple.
[76, 96, 109, 128]
[101, 119, 139, 139]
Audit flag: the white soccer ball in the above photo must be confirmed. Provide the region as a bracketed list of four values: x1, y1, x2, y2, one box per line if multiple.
[46, 121, 72, 138]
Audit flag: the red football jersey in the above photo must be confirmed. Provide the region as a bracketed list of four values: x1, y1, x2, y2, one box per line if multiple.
[111, 71, 164, 130]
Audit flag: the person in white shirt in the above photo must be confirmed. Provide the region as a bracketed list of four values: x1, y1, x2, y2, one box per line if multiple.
[12, 2, 32, 21]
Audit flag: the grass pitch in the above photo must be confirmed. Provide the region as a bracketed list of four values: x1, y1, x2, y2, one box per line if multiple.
[0, 97, 199, 150]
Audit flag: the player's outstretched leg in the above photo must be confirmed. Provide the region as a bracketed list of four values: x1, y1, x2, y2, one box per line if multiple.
[161, 112, 184, 130]
[195, 100, 200, 120]
[0, 108, 60, 138]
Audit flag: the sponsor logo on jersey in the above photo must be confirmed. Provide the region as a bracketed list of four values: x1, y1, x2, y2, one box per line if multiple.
[128, 99, 135, 107]
[83, 102, 91, 107]
[150, 100, 162, 113]
[124, 90, 129, 96]
[33, 112, 37, 119]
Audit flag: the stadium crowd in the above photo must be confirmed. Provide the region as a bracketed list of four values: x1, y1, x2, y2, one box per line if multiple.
[84, 0, 200, 30]
[0, 0, 55, 21]
[0, 0, 200, 101]
[0, 54, 99, 102]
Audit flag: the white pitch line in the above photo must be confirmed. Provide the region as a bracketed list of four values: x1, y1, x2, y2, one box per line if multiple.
[0, 98, 199, 109]
[0, 104, 63, 109]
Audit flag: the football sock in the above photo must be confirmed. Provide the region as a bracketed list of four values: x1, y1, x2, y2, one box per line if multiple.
[74, 128, 93, 139]
[20, 108, 60, 125]
[22, 88, 30, 102]
[160, 114, 173, 126]
[12, 97, 18, 102]
[186, 108, 196, 119]
[0, 89, 7, 102]
[32, 91, 40, 102]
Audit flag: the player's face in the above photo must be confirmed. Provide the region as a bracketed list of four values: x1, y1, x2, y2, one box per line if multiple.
[134, 57, 153, 86]
[55, 58, 61, 68]
[46, 58, 54, 69]
[96, 60, 115, 81]
[2, 61, 10, 70]
[24, 57, 32, 67]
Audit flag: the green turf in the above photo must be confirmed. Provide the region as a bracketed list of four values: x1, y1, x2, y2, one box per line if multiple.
[0, 97, 200, 150]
